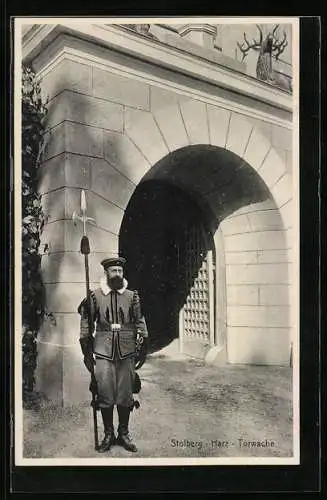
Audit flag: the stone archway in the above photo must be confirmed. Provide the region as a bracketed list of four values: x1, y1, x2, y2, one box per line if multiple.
[102, 101, 293, 366]
[36, 90, 293, 404]
[103, 99, 293, 243]
[117, 138, 291, 365]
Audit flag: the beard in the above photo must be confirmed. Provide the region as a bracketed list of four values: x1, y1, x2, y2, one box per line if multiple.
[108, 275, 124, 291]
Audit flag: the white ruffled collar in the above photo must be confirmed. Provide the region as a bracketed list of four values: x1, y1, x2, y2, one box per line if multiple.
[100, 276, 128, 296]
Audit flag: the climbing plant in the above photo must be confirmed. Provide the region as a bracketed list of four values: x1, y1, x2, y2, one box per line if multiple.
[21, 64, 49, 405]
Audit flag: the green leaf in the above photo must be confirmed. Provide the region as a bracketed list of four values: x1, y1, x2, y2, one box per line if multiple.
[21, 63, 50, 395]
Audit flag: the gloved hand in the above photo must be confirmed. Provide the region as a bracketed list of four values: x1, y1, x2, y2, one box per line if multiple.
[89, 374, 99, 410]
[80, 337, 95, 373]
[133, 372, 141, 394]
[135, 335, 148, 370]
[84, 355, 95, 373]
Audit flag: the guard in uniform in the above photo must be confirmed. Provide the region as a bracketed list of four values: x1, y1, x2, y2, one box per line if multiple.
[78, 257, 148, 453]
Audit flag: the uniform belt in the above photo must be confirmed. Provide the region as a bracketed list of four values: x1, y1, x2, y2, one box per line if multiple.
[96, 325, 135, 334]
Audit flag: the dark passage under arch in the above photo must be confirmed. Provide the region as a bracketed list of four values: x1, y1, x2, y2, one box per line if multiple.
[119, 180, 214, 352]
[119, 144, 273, 354]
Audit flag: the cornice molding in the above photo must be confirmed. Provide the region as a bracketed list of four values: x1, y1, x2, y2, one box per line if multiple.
[22, 23, 293, 127]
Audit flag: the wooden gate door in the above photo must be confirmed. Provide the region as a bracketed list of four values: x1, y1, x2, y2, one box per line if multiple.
[179, 222, 215, 356]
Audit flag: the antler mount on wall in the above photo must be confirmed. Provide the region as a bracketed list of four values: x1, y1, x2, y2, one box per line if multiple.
[237, 24, 291, 92]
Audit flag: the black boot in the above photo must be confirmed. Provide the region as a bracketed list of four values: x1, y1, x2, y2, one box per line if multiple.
[116, 405, 137, 452]
[98, 407, 115, 453]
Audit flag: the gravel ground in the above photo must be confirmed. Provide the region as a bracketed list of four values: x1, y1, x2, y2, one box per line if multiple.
[23, 351, 293, 459]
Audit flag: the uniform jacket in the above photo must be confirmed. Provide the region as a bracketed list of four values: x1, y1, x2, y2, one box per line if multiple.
[78, 277, 148, 361]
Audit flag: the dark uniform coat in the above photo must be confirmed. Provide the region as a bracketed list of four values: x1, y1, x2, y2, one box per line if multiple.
[78, 277, 148, 408]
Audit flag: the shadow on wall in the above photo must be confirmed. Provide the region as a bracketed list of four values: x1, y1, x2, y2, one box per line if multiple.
[119, 145, 275, 352]
[35, 89, 133, 402]
[38, 88, 132, 299]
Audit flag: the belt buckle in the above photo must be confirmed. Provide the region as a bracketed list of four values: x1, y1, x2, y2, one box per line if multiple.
[111, 323, 121, 333]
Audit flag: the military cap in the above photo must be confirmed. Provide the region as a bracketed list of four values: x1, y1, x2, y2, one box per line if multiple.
[101, 256, 127, 270]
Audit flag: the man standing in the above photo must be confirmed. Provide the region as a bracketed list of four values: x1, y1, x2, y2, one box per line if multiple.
[78, 256, 148, 453]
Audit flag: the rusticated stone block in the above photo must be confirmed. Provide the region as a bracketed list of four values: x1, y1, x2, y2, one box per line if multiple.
[41, 251, 116, 285]
[227, 285, 259, 306]
[65, 121, 103, 158]
[41, 59, 92, 101]
[220, 213, 251, 235]
[226, 263, 290, 285]
[103, 130, 149, 185]
[279, 199, 293, 230]
[225, 249, 291, 265]
[46, 91, 123, 132]
[259, 285, 290, 306]
[40, 220, 65, 253]
[44, 282, 99, 314]
[271, 124, 292, 151]
[258, 148, 287, 190]
[270, 173, 292, 208]
[243, 125, 271, 171]
[152, 103, 189, 152]
[41, 188, 65, 224]
[207, 105, 231, 148]
[42, 123, 66, 161]
[38, 154, 65, 195]
[179, 99, 209, 144]
[226, 112, 253, 158]
[65, 154, 91, 190]
[92, 67, 150, 110]
[227, 326, 291, 365]
[225, 251, 259, 265]
[65, 219, 119, 253]
[223, 230, 288, 252]
[90, 158, 135, 210]
[64, 187, 124, 236]
[227, 305, 289, 328]
[124, 107, 169, 165]
[246, 209, 284, 232]
[150, 86, 189, 110]
[256, 249, 291, 264]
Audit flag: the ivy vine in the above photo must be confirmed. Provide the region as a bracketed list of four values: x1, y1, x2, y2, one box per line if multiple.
[21, 64, 52, 406]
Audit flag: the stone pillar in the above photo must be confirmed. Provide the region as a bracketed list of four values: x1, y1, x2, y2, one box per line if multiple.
[205, 226, 227, 366]
[178, 24, 217, 50]
[33, 56, 137, 405]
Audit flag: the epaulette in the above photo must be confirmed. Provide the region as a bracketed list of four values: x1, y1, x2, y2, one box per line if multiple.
[132, 290, 140, 305]
[77, 297, 88, 315]
[90, 290, 98, 310]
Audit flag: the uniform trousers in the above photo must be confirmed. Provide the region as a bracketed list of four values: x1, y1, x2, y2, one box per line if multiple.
[95, 356, 135, 408]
